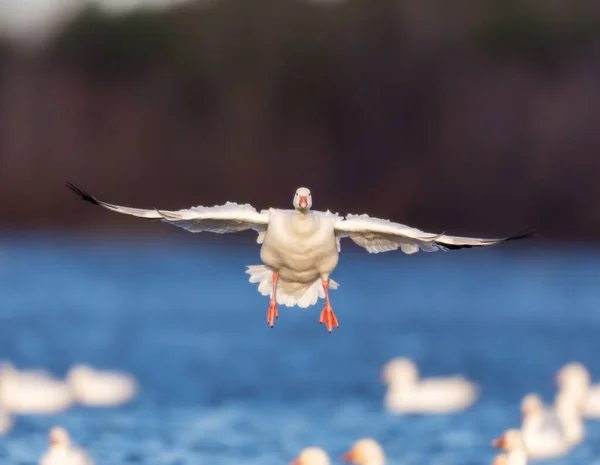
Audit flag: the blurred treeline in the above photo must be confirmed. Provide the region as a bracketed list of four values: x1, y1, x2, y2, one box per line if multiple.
[1, 0, 600, 239]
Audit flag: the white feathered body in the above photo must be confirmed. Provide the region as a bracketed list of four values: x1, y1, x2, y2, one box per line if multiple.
[0, 365, 73, 415]
[39, 447, 93, 465]
[247, 209, 342, 308]
[261, 209, 340, 281]
[521, 409, 570, 459]
[385, 377, 478, 414]
[0, 410, 12, 436]
[582, 385, 600, 418]
[67, 365, 137, 407]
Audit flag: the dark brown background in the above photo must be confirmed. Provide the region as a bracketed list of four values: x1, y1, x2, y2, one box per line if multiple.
[2, 0, 600, 240]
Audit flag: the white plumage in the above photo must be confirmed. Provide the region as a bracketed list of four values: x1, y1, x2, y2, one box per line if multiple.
[39, 427, 93, 465]
[0, 409, 12, 436]
[492, 430, 528, 465]
[0, 363, 73, 415]
[381, 357, 478, 414]
[66, 364, 138, 407]
[520, 393, 570, 460]
[246, 264, 339, 308]
[556, 362, 600, 419]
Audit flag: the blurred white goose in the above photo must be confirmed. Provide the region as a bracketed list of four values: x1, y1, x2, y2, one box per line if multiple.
[554, 389, 585, 446]
[491, 453, 509, 465]
[39, 427, 93, 465]
[341, 438, 385, 465]
[0, 364, 73, 415]
[520, 393, 570, 459]
[68, 183, 529, 332]
[67, 364, 137, 407]
[0, 409, 12, 436]
[491, 429, 527, 465]
[556, 362, 600, 418]
[289, 447, 330, 465]
[381, 357, 478, 413]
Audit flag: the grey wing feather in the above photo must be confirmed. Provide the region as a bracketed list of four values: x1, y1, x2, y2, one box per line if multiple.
[66, 182, 270, 239]
[335, 213, 532, 254]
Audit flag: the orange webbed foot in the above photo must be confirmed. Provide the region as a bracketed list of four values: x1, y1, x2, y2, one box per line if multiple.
[319, 304, 339, 333]
[267, 300, 278, 328]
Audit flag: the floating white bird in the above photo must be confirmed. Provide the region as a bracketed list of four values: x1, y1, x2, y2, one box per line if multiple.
[0, 364, 73, 415]
[39, 427, 93, 465]
[340, 438, 386, 465]
[289, 447, 331, 465]
[491, 430, 527, 465]
[381, 357, 478, 413]
[66, 364, 137, 407]
[67, 183, 529, 332]
[491, 453, 509, 465]
[520, 393, 570, 460]
[556, 362, 600, 418]
[554, 389, 585, 446]
[0, 409, 12, 436]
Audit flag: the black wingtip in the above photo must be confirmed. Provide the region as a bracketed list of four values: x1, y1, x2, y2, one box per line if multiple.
[505, 230, 538, 242]
[65, 182, 100, 206]
[438, 242, 473, 251]
[437, 228, 537, 251]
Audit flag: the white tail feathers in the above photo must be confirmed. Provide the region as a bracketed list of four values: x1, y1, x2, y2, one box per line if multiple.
[245, 265, 339, 308]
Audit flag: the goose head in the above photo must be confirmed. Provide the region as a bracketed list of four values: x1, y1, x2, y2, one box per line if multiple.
[49, 426, 71, 449]
[556, 362, 591, 392]
[341, 438, 386, 465]
[520, 393, 543, 420]
[381, 357, 418, 387]
[491, 429, 526, 453]
[67, 364, 94, 384]
[290, 447, 330, 465]
[293, 187, 312, 213]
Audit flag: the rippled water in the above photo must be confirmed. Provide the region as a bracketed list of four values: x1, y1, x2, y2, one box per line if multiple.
[1, 236, 600, 464]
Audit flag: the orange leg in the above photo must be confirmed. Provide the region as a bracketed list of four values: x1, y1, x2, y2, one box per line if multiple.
[267, 271, 279, 328]
[319, 279, 339, 333]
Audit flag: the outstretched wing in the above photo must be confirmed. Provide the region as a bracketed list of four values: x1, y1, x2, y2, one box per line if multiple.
[67, 182, 270, 241]
[334, 213, 531, 254]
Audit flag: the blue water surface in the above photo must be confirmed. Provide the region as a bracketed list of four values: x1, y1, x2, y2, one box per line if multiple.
[1, 236, 600, 465]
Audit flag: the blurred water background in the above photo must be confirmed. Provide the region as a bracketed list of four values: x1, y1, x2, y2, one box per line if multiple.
[1, 240, 600, 464]
[2, 0, 600, 464]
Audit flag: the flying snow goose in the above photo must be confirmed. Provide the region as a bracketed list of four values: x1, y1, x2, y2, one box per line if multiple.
[491, 430, 527, 465]
[381, 357, 478, 413]
[66, 364, 137, 407]
[289, 447, 331, 465]
[67, 183, 529, 332]
[39, 427, 93, 465]
[340, 438, 386, 465]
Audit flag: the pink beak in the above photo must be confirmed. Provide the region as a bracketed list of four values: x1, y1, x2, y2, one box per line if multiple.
[491, 436, 505, 448]
[340, 450, 353, 462]
[299, 196, 308, 208]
